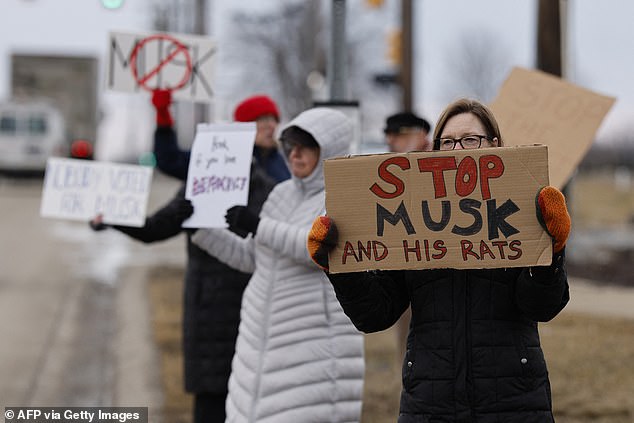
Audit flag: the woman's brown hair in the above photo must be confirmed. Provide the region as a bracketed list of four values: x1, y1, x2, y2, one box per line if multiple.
[432, 98, 504, 150]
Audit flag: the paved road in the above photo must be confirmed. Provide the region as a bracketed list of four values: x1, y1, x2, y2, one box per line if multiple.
[0, 173, 185, 420]
[565, 277, 634, 320]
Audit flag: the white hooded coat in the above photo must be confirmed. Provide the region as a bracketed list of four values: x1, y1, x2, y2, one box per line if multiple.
[192, 108, 365, 423]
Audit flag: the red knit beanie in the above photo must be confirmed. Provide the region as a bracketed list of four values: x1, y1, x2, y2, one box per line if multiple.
[233, 95, 280, 122]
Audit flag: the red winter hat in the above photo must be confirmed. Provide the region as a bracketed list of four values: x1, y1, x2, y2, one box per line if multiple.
[233, 95, 280, 122]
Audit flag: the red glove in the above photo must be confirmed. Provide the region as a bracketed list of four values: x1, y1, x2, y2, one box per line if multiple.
[152, 89, 173, 127]
[307, 216, 338, 271]
[536, 186, 571, 253]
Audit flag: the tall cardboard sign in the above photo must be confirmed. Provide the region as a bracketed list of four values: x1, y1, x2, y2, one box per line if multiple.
[324, 145, 552, 273]
[183, 123, 256, 228]
[490, 67, 615, 188]
[106, 30, 216, 102]
[40, 158, 153, 227]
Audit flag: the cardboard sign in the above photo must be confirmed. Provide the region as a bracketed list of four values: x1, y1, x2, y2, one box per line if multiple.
[106, 30, 216, 102]
[40, 158, 153, 226]
[490, 67, 615, 188]
[324, 145, 552, 273]
[183, 123, 256, 228]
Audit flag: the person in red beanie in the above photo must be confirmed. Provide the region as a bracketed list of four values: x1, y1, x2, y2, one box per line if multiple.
[152, 91, 289, 183]
[233, 94, 279, 122]
[234, 94, 290, 183]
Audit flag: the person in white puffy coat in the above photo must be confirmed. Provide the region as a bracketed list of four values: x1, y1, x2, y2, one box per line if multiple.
[192, 107, 365, 423]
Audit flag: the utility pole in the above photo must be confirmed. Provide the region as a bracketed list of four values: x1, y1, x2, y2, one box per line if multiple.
[537, 0, 573, 199]
[194, 0, 207, 36]
[559, 0, 569, 79]
[536, 0, 561, 77]
[320, 0, 360, 153]
[401, 0, 413, 111]
[194, 0, 210, 124]
[329, 0, 348, 101]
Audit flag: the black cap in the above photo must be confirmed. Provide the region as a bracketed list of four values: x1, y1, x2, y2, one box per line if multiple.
[384, 112, 431, 134]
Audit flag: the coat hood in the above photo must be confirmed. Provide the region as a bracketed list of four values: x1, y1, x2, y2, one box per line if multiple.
[280, 107, 353, 193]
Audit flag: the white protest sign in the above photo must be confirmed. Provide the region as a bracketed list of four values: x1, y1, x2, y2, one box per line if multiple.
[106, 30, 216, 102]
[40, 158, 153, 227]
[183, 123, 256, 228]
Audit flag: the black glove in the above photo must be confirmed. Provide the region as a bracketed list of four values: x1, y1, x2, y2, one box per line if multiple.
[169, 198, 194, 223]
[89, 215, 109, 231]
[225, 205, 260, 235]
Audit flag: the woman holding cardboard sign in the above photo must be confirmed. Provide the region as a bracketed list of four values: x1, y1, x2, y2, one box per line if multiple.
[192, 107, 364, 423]
[308, 98, 571, 423]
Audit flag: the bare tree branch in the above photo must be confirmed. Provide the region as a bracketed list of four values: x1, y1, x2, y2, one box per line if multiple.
[227, 1, 324, 119]
[441, 29, 513, 104]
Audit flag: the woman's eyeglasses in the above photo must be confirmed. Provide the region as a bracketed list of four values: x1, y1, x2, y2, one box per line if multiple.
[281, 139, 310, 156]
[435, 135, 490, 150]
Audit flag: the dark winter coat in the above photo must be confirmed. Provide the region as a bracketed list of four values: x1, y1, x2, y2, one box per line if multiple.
[328, 252, 569, 423]
[115, 128, 279, 394]
[252, 145, 290, 183]
[153, 127, 190, 181]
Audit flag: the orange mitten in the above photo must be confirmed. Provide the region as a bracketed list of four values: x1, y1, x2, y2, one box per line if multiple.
[307, 216, 338, 271]
[536, 186, 571, 253]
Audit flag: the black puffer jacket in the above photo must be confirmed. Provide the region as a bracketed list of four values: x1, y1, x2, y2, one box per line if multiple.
[328, 252, 569, 423]
[114, 170, 276, 393]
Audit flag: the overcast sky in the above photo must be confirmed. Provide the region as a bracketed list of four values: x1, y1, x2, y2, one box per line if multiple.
[1, 0, 633, 149]
[417, 0, 634, 140]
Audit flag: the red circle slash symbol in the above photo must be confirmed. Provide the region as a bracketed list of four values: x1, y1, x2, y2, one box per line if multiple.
[130, 34, 192, 91]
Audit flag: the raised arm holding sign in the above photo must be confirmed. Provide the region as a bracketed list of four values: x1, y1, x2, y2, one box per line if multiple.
[309, 98, 571, 422]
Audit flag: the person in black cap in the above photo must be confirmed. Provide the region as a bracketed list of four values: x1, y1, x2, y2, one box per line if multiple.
[384, 111, 432, 153]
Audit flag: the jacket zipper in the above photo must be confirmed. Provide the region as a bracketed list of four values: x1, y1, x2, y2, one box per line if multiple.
[249, 191, 307, 422]
[249, 257, 275, 422]
[465, 272, 475, 420]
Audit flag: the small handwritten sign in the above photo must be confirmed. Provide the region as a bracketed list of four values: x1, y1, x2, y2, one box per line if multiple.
[40, 158, 153, 226]
[183, 123, 256, 228]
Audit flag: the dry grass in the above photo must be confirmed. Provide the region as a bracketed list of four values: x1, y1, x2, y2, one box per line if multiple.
[147, 267, 192, 423]
[361, 330, 401, 422]
[571, 170, 634, 228]
[147, 266, 634, 423]
[541, 313, 634, 423]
